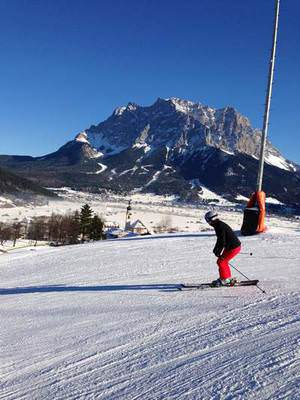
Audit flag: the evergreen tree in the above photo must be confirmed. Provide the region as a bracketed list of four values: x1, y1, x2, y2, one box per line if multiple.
[80, 204, 93, 241]
[90, 215, 105, 241]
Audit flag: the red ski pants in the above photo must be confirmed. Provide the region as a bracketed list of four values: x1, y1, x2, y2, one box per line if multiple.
[217, 246, 241, 280]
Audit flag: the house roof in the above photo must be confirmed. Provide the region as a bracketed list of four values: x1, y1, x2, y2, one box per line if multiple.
[129, 219, 148, 230]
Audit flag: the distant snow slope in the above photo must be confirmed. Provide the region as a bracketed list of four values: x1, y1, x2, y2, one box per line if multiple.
[1, 226, 300, 399]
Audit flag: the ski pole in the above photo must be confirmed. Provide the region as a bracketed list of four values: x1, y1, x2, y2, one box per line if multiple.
[240, 252, 253, 256]
[229, 262, 266, 294]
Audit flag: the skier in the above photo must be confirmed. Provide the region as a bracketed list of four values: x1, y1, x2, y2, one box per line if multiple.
[205, 211, 241, 287]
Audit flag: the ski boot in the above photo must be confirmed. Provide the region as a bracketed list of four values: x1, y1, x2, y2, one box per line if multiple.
[211, 277, 238, 287]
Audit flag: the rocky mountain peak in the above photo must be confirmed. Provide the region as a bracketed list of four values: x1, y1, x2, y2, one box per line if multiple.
[80, 98, 264, 161]
[75, 131, 89, 143]
[69, 97, 297, 176]
[126, 102, 139, 112]
[1, 97, 299, 209]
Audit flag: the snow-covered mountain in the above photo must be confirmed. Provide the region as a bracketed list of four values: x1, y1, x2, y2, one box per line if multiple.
[80, 97, 296, 172]
[0, 98, 299, 208]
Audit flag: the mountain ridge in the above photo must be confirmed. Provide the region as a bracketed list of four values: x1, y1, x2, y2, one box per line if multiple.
[0, 97, 299, 209]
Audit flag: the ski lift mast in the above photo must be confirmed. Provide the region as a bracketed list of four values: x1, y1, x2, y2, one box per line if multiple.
[257, 0, 280, 191]
[241, 0, 280, 236]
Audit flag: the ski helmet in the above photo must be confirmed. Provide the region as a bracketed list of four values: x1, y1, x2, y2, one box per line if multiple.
[205, 211, 218, 223]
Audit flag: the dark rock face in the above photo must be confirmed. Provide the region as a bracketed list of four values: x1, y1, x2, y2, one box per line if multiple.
[0, 98, 299, 208]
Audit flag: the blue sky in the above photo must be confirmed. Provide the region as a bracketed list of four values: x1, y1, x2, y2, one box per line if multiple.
[0, 0, 299, 163]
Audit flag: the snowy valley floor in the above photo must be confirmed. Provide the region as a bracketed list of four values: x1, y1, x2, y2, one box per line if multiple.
[0, 226, 300, 399]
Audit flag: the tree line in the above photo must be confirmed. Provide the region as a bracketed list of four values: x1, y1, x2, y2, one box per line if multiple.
[0, 204, 105, 247]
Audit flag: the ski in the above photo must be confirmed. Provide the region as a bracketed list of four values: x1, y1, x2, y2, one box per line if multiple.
[179, 280, 259, 290]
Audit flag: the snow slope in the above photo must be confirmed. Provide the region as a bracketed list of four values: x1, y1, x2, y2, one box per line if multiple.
[1, 226, 300, 399]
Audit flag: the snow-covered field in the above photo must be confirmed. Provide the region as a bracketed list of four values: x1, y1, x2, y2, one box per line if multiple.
[1, 189, 298, 237]
[0, 189, 227, 232]
[1, 216, 299, 399]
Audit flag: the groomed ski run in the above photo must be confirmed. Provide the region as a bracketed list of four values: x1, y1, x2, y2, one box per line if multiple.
[0, 225, 299, 399]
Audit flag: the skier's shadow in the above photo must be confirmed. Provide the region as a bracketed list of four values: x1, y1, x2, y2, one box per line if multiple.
[0, 284, 181, 296]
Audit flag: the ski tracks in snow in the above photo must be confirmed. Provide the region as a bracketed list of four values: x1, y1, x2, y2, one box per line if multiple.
[1, 232, 300, 399]
[91, 292, 300, 400]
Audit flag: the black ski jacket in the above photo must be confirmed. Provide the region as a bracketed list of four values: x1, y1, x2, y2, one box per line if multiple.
[212, 220, 241, 256]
